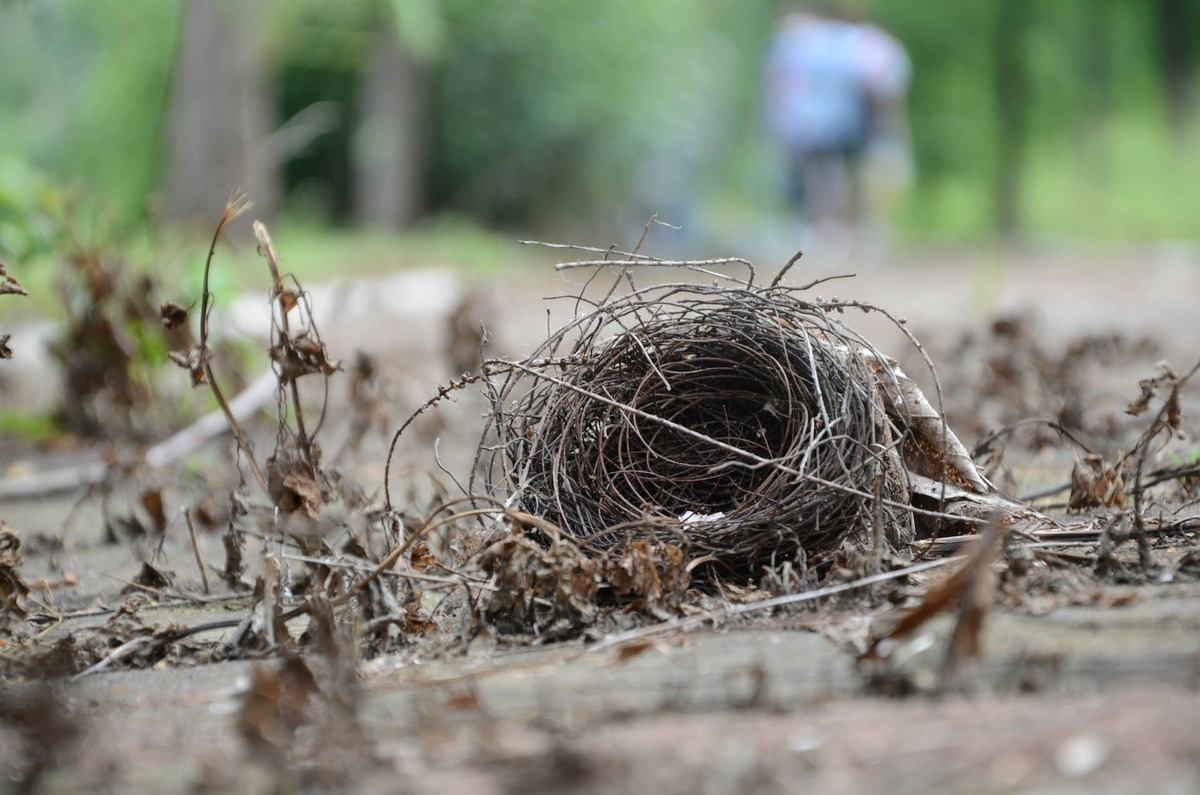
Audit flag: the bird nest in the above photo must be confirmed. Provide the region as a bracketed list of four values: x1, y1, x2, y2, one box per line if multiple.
[475, 273, 934, 578]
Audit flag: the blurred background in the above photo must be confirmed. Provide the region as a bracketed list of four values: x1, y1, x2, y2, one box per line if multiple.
[1, 0, 1198, 268]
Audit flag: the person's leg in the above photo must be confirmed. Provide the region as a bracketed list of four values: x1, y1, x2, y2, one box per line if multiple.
[845, 148, 866, 227]
[808, 150, 845, 225]
[788, 146, 809, 213]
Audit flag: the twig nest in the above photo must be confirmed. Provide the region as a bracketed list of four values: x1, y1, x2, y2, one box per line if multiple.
[482, 285, 914, 578]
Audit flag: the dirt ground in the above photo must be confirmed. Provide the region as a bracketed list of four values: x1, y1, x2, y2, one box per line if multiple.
[2, 241, 1200, 794]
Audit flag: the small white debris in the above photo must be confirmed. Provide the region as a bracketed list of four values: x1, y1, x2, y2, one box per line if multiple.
[787, 729, 825, 753]
[678, 510, 726, 524]
[1054, 733, 1110, 778]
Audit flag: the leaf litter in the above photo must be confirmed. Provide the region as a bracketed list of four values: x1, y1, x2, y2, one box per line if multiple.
[3, 208, 1200, 790]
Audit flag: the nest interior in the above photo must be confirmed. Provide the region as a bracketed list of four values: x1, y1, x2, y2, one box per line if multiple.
[481, 285, 914, 578]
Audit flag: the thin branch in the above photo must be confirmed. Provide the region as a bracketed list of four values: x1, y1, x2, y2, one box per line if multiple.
[557, 257, 756, 287]
[770, 248, 804, 288]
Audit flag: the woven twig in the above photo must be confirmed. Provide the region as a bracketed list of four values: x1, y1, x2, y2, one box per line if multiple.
[476, 282, 915, 577]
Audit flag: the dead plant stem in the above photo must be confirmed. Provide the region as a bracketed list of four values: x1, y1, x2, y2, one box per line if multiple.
[252, 221, 315, 468]
[1131, 357, 1200, 573]
[196, 192, 270, 494]
[185, 508, 211, 594]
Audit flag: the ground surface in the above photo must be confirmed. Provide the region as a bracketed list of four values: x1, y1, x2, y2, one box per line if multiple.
[2, 241, 1200, 793]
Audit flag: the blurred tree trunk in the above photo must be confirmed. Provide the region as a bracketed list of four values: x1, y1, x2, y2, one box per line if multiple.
[993, 0, 1028, 238]
[1082, 0, 1114, 121]
[352, 20, 424, 228]
[1078, 0, 1113, 183]
[1155, 0, 1197, 135]
[165, 0, 277, 226]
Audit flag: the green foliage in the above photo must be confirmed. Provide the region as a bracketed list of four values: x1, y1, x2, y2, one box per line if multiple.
[1, 0, 1198, 242]
[430, 0, 737, 227]
[0, 158, 64, 266]
[867, 0, 1193, 240]
[266, 0, 440, 68]
[269, 0, 377, 71]
[388, 0, 445, 65]
[201, 215, 537, 286]
[0, 408, 59, 442]
[0, 1, 180, 227]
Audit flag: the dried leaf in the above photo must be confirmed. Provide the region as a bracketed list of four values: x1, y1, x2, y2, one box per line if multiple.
[1126, 383, 1154, 417]
[192, 504, 217, 527]
[270, 330, 342, 384]
[409, 541, 435, 572]
[1068, 454, 1126, 511]
[0, 526, 31, 622]
[605, 540, 665, 607]
[1126, 365, 1180, 418]
[1165, 390, 1182, 431]
[0, 263, 27, 296]
[863, 353, 991, 494]
[10, 635, 83, 677]
[0, 335, 12, 360]
[268, 452, 323, 519]
[110, 514, 149, 543]
[907, 473, 1056, 535]
[277, 289, 299, 315]
[477, 531, 600, 639]
[238, 655, 318, 758]
[403, 599, 436, 635]
[123, 561, 174, 594]
[604, 540, 689, 618]
[141, 489, 168, 533]
[939, 519, 1003, 693]
[863, 517, 1003, 675]
[168, 346, 210, 386]
[159, 301, 188, 329]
